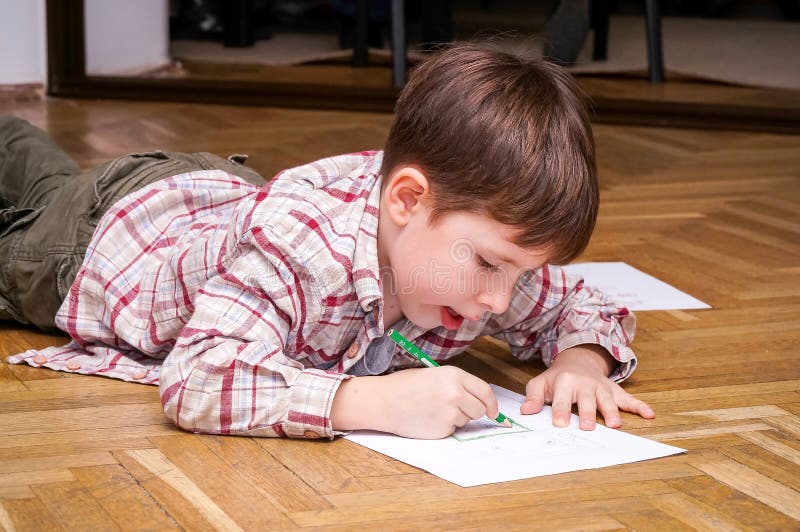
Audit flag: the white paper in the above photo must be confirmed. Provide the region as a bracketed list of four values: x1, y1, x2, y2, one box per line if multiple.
[345, 385, 685, 487]
[561, 261, 710, 311]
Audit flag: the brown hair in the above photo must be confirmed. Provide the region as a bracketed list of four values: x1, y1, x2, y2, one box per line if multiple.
[381, 42, 598, 264]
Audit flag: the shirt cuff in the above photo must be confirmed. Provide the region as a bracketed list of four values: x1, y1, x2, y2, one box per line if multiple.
[284, 370, 351, 439]
[550, 331, 638, 383]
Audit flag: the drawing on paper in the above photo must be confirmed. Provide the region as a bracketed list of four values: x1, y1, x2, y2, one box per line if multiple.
[460, 426, 604, 459]
[451, 418, 603, 459]
[451, 418, 530, 442]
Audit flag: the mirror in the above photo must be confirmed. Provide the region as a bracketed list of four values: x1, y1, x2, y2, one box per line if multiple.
[50, 1, 800, 120]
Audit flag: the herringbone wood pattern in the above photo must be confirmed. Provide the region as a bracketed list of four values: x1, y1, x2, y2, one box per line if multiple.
[1, 96, 798, 530]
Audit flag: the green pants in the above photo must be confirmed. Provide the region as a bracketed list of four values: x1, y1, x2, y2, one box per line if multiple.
[0, 116, 265, 330]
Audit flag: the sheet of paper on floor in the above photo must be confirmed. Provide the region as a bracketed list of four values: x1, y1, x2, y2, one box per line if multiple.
[562, 261, 710, 311]
[345, 385, 685, 487]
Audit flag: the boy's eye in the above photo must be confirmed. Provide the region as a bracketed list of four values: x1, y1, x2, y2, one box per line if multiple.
[477, 255, 499, 271]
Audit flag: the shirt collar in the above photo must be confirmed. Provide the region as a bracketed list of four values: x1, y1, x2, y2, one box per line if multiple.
[350, 154, 385, 316]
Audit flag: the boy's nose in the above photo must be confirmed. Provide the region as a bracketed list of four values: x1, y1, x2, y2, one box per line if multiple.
[479, 288, 513, 315]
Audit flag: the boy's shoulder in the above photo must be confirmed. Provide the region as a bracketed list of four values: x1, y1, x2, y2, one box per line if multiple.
[251, 151, 383, 213]
[245, 151, 382, 232]
[275, 151, 383, 191]
[236, 151, 384, 286]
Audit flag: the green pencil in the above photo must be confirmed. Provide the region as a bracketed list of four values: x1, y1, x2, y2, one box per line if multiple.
[387, 329, 515, 428]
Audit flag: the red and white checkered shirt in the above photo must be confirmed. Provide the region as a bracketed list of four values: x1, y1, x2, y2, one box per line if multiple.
[8, 151, 637, 439]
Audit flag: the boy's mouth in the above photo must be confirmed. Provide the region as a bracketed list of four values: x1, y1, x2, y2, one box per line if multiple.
[440, 306, 465, 330]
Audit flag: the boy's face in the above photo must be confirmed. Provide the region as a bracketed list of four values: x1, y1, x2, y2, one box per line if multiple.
[381, 202, 551, 331]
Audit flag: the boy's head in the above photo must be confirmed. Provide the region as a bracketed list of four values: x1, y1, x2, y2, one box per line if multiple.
[381, 42, 598, 265]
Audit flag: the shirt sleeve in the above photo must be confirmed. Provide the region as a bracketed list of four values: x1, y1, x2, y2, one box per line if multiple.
[487, 265, 637, 382]
[158, 229, 349, 439]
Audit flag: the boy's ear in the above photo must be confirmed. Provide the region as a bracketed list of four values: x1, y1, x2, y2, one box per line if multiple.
[384, 166, 430, 226]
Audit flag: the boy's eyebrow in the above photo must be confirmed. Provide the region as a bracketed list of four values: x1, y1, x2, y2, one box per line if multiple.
[483, 238, 550, 270]
[488, 252, 528, 271]
[497, 254, 518, 267]
[496, 251, 549, 271]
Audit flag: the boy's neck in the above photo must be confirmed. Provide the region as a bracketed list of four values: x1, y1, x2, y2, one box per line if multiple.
[381, 296, 403, 330]
[377, 194, 403, 329]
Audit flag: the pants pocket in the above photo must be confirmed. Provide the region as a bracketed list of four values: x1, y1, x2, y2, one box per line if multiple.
[82, 151, 185, 227]
[56, 253, 83, 301]
[0, 206, 43, 238]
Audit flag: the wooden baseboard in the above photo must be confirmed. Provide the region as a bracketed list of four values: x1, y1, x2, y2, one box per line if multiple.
[46, 69, 800, 134]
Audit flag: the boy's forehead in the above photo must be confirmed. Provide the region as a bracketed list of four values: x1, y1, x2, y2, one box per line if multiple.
[443, 212, 551, 268]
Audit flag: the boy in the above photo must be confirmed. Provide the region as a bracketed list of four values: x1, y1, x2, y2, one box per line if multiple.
[2, 43, 653, 440]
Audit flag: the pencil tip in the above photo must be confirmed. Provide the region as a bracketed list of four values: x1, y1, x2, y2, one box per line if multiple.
[501, 420, 513, 428]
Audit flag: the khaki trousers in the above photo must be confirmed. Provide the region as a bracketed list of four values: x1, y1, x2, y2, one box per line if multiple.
[0, 116, 265, 329]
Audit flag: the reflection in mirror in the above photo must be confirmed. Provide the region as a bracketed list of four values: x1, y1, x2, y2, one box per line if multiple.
[84, 0, 171, 77]
[81, 1, 800, 94]
[82, 0, 554, 90]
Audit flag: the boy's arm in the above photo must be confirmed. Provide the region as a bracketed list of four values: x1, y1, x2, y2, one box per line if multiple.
[158, 245, 348, 439]
[330, 366, 504, 439]
[490, 265, 637, 374]
[488, 265, 652, 428]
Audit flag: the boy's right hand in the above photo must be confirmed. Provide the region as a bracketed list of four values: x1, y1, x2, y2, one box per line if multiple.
[331, 366, 501, 439]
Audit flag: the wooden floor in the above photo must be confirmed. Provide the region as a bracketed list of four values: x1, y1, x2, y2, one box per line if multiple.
[1, 95, 799, 530]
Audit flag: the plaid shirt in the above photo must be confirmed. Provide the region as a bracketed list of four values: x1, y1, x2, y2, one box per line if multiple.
[8, 152, 637, 439]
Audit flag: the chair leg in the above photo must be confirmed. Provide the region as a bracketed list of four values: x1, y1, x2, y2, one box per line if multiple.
[544, 0, 590, 66]
[420, 0, 452, 52]
[645, 0, 664, 83]
[391, 0, 406, 89]
[223, 0, 254, 47]
[353, 0, 368, 67]
[591, 0, 609, 61]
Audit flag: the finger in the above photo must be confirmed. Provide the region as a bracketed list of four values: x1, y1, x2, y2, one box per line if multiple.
[458, 391, 489, 421]
[550, 382, 573, 428]
[461, 374, 499, 419]
[522, 376, 546, 415]
[453, 411, 471, 428]
[615, 389, 656, 420]
[576, 387, 597, 430]
[596, 388, 622, 428]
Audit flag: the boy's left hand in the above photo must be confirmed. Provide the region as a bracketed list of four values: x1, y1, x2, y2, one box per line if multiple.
[520, 344, 654, 430]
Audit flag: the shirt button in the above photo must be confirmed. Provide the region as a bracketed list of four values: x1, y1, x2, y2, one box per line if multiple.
[347, 342, 360, 358]
[33, 355, 47, 365]
[133, 370, 148, 380]
[303, 430, 321, 439]
[66, 361, 81, 371]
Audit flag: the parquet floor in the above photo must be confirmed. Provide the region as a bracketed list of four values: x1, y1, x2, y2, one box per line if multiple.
[1, 96, 799, 530]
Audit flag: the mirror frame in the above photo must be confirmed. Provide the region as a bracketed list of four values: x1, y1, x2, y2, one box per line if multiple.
[46, 0, 399, 112]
